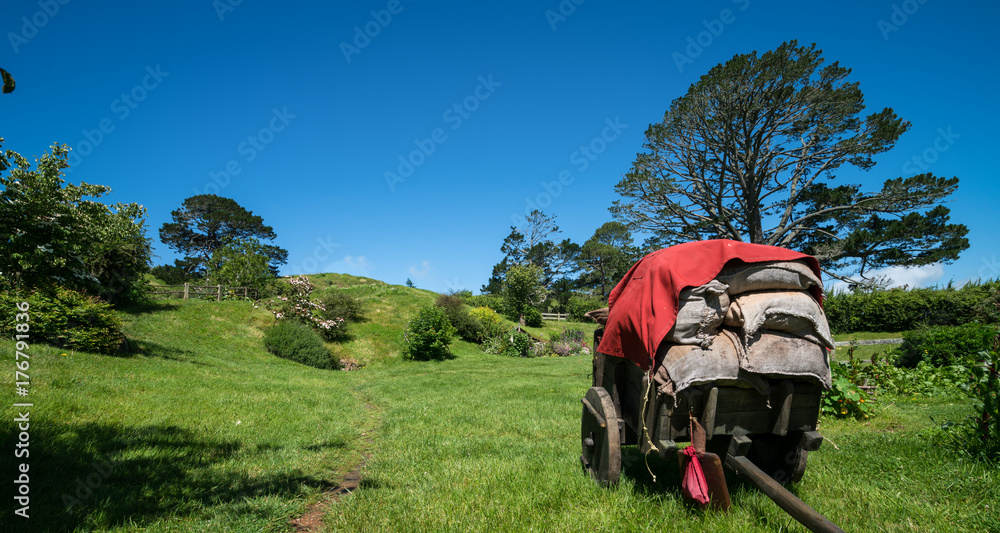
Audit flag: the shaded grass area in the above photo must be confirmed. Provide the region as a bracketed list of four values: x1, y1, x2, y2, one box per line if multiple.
[1, 300, 372, 532]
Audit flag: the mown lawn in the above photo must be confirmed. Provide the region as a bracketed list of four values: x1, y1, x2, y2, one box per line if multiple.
[326, 343, 999, 532]
[2, 289, 997, 532]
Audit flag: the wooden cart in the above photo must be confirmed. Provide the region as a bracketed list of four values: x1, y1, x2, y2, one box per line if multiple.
[581, 328, 844, 533]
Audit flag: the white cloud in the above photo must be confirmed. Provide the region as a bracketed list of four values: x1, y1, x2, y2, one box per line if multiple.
[409, 260, 431, 278]
[828, 263, 946, 293]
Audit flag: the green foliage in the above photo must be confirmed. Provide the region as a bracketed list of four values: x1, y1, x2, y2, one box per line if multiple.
[860, 351, 970, 397]
[206, 239, 274, 295]
[823, 345, 875, 419]
[898, 323, 995, 367]
[483, 328, 537, 358]
[465, 294, 508, 316]
[403, 305, 456, 360]
[578, 221, 636, 297]
[547, 327, 590, 357]
[523, 306, 542, 328]
[822, 373, 874, 420]
[319, 291, 365, 323]
[0, 140, 152, 303]
[263, 319, 337, 369]
[405, 278, 415, 288]
[824, 280, 1000, 333]
[258, 276, 346, 340]
[150, 262, 200, 285]
[0, 287, 125, 354]
[610, 41, 967, 280]
[567, 294, 606, 321]
[158, 194, 288, 277]
[502, 264, 544, 324]
[469, 306, 507, 340]
[435, 293, 484, 343]
[937, 338, 1000, 462]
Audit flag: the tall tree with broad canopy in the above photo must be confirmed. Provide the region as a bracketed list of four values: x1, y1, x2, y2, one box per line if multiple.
[579, 221, 637, 298]
[611, 41, 968, 285]
[483, 210, 579, 295]
[0, 140, 151, 302]
[159, 194, 288, 277]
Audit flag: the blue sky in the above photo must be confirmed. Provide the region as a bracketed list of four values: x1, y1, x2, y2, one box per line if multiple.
[4, 0, 997, 293]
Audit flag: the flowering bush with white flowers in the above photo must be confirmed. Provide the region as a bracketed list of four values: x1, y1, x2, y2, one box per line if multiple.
[256, 275, 346, 340]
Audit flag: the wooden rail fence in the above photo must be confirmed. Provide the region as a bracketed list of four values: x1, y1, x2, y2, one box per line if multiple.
[151, 283, 258, 301]
[541, 312, 569, 321]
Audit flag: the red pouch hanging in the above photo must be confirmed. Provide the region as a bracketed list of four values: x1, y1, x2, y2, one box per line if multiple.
[681, 445, 710, 505]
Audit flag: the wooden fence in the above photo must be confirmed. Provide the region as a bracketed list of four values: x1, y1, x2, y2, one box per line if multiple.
[541, 312, 569, 321]
[151, 283, 258, 301]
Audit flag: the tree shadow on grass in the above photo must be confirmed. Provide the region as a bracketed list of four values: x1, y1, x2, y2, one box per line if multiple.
[116, 300, 180, 316]
[0, 420, 340, 533]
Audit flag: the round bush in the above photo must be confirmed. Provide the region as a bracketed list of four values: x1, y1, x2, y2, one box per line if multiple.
[319, 291, 364, 322]
[898, 323, 996, 367]
[404, 305, 456, 360]
[470, 306, 507, 339]
[264, 320, 337, 369]
[435, 294, 484, 342]
[523, 306, 542, 328]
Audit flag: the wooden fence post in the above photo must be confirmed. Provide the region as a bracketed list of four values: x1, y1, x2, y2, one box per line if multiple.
[183, 283, 189, 300]
[217, 285, 222, 302]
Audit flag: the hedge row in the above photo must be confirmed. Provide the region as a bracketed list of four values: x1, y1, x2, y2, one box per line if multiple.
[824, 280, 999, 334]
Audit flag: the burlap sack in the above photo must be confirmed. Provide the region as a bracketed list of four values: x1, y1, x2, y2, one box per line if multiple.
[653, 329, 768, 397]
[717, 260, 822, 295]
[738, 329, 832, 389]
[665, 280, 730, 349]
[731, 290, 834, 349]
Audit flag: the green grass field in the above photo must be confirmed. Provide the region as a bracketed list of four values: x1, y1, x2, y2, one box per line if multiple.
[2, 276, 997, 532]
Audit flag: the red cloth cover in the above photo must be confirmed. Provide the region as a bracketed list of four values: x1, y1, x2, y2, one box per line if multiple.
[681, 445, 710, 505]
[597, 239, 822, 370]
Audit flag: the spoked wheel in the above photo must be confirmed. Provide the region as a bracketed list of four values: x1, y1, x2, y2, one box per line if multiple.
[746, 433, 809, 485]
[580, 386, 621, 486]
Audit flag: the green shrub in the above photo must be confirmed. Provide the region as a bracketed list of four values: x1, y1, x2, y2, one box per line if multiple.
[319, 291, 365, 322]
[567, 294, 605, 322]
[523, 307, 542, 328]
[0, 287, 125, 354]
[483, 328, 537, 358]
[937, 338, 1000, 462]
[435, 294, 484, 342]
[824, 280, 1000, 334]
[470, 307, 507, 339]
[263, 320, 337, 369]
[898, 324, 995, 367]
[465, 294, 508, 316]
[404, 305, 457, 360]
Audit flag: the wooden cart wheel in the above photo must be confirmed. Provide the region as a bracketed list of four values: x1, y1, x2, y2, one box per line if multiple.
[746, 433, 808, 485]
[580, 386, 621, 486]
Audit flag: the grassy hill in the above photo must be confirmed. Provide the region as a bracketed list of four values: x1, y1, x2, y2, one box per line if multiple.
[2, 274, 995, 532]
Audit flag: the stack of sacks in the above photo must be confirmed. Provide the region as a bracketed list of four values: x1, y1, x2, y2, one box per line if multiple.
[653, 259, 834, 399]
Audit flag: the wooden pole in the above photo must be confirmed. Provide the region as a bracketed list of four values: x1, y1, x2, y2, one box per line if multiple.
[183, 283, 189, 300]
[217, 285, 222, 301]
[725, 455, 845, 533]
